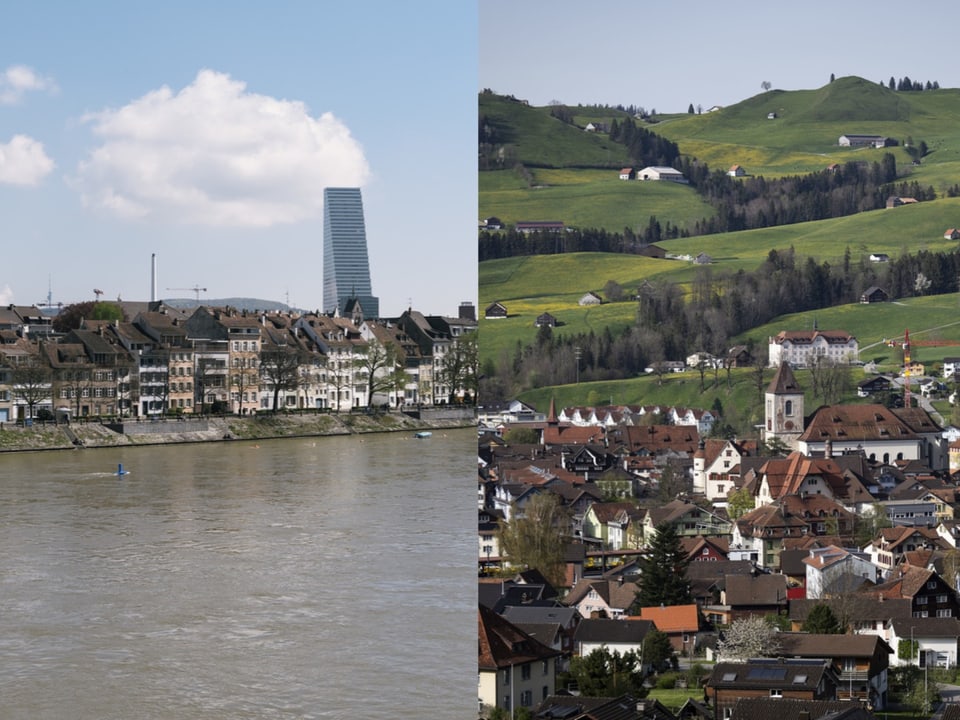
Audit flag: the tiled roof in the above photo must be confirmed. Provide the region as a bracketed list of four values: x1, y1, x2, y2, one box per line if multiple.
[729, 697, 871, 720]
[723, 573, 788, 606]
[573, 617, 653, 644]
[799, 403, 940, 443]
[636, 603, 700, 633]
[564, 579, 639, 612]
[772, 329, 855, 345]
[708, 658, 829, 691]
[478, 604, 561, 670]
[777, 631, 891, 659]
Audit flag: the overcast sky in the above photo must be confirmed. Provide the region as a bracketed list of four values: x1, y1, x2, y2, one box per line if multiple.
[480, 0, 960, 114]
[0, 1, 476, 318]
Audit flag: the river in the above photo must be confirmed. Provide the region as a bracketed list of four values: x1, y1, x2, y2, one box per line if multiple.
[0, 428, 475, 719]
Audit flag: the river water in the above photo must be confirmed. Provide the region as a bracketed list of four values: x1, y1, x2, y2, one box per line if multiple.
[0, 428, 475, 719]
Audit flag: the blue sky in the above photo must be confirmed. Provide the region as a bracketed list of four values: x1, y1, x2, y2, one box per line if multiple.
[480, 0, 960, 114]
[0, 2, 477, 318]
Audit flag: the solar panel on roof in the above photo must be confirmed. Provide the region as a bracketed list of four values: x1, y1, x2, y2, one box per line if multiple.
[746, 666, 787, 681]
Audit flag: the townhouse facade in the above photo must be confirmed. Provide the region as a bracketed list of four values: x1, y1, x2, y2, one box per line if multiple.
[0, 301, 476, 421]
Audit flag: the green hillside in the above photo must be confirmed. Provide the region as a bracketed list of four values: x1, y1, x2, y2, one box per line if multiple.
[479, 77, 960, 409]
[479, 77, 960, 233]
[654, 77, 960, 180]
[479, 91, 632, 169]
[480, 199, 960, 365]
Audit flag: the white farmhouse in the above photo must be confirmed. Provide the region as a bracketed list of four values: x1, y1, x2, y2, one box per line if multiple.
[636, 166, 686, 183]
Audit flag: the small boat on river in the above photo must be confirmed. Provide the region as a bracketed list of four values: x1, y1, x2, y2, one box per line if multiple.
[414, 431, 432, 439]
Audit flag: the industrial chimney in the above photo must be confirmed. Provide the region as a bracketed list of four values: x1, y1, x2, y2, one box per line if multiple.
[151, 253, 157, 303]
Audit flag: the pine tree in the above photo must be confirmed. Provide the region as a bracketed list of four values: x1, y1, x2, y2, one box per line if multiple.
[802, 603, 842, 634]
[636, 522, 692, 608]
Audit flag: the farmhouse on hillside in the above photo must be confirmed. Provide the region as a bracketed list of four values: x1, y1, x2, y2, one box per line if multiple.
[484, 302, 508, 319]
[839, 134, 891, 148]
[860, 286, 889, 303]
[636, 166, 686, 183]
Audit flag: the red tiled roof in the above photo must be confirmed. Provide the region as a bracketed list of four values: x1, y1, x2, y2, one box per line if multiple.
[635, 604, 700, 633]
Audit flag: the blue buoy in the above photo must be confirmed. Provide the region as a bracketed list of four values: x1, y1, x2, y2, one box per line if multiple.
[117, 463, 128, 476]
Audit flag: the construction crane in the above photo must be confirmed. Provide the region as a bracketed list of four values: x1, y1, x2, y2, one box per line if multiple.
[93, 288, 104, 301]
[166, 285, 207, 303]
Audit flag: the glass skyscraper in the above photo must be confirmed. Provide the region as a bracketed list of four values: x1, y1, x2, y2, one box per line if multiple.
[322, 187, 379, 318]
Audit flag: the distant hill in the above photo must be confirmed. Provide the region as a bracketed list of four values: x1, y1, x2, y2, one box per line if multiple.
[162, 297, 294, 312]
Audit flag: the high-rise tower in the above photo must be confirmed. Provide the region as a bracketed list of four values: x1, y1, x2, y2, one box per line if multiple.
[322, 187, 379, 318]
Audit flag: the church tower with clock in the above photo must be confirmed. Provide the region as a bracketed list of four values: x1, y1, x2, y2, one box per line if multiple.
[765, 361, 804, 450]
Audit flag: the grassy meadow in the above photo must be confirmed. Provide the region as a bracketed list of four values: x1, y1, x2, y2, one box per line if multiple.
[479, 78, 960, 408]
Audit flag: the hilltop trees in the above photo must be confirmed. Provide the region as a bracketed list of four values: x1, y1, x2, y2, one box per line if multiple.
[480, 242, 960, 401]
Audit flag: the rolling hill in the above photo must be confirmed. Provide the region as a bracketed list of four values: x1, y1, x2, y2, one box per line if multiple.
[479, 77, 960, 408]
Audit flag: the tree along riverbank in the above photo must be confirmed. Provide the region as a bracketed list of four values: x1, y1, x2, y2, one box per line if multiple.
[0, 408, 475, 453]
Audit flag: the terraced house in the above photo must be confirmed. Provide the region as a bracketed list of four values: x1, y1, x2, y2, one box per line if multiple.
[0, 301, 476, 421]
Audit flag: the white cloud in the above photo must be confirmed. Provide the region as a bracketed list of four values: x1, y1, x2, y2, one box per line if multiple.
[0, 65, 58, 105]
[0, 134, 55, 186]
[73, 69, 371, 227]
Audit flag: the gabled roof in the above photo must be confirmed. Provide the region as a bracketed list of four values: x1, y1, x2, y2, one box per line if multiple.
[573, 617, 653, 644]
[636, 603, 700, 633]
[537, 694, 672, 720]
[478, 604, 561, 670]
[799, 403, 940, 443]
[870, 564, 946, 599]
[729, 697, 872, 720]
[777, 631, 892, 659]
[788, 597, 911, 625]
[758, 451, 852, 500]
[772, 329, 855, 346]
[723, 573, 788, 606]
[891, 615, 960, 639]
[564, 579, 640, 612]
[708, 658, 830, 691]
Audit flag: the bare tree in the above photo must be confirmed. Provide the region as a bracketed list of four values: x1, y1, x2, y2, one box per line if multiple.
[11, 356, 52, 420]
[230, 362, 259, 415]
[353, 341, 402, 408]
[259, 347, 302, 411]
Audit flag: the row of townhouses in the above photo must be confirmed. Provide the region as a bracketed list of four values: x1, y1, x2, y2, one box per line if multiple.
[0, 301, 477, 421]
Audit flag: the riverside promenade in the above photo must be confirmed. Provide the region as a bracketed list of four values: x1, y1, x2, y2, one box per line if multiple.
[0, 407, 475, 452]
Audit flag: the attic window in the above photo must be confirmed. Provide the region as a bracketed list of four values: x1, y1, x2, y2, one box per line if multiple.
[722, 672, 737, 682]
[793, 674, 808, 684]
